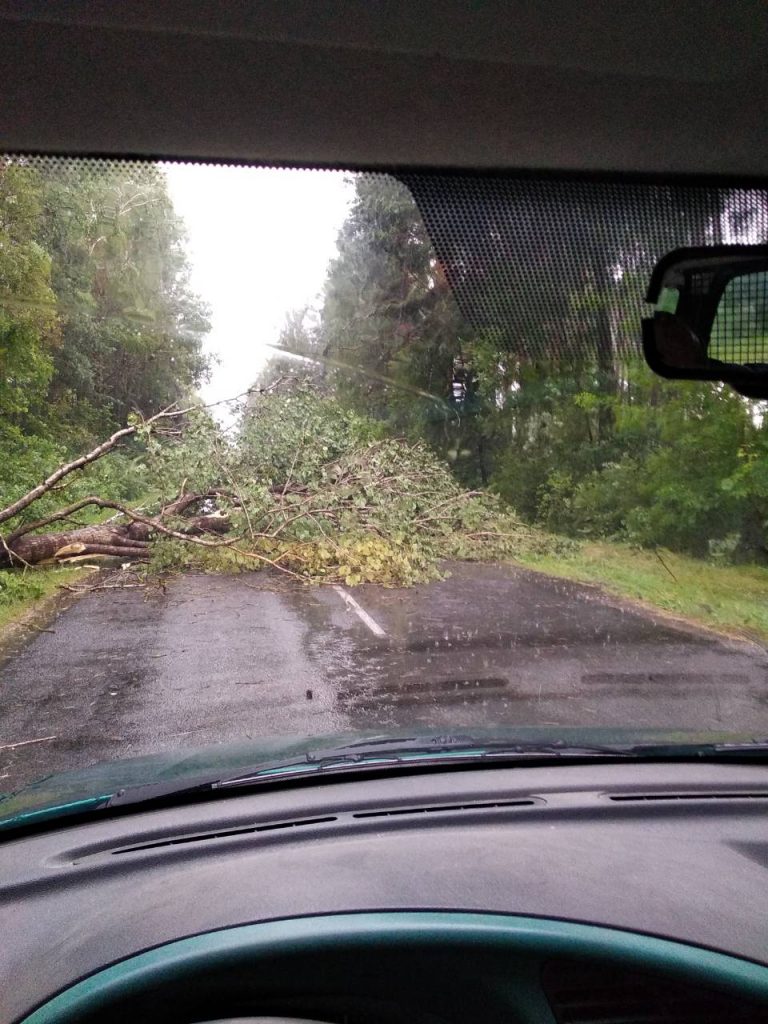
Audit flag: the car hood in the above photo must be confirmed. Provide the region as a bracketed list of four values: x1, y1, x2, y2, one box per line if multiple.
[0, 726, 756, 833]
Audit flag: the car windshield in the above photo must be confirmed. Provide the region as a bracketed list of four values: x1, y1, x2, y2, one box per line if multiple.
[1, 157, 768, 798]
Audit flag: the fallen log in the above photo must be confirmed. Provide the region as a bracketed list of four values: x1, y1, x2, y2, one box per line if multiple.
[4, 524, 151, 566]
[1, 506, 231, 567]
[3, 524, 149, 565]
[0, 404, 241, 569]
[184, 511, 231, 535]
[53, 542, 151, 560]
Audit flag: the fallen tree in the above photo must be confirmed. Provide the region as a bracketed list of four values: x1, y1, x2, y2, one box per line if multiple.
[0, 395, 241, 569]
[2, 498, 231, 567]
[0, 381, 568, 584]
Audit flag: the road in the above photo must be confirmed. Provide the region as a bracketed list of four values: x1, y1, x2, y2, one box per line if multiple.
[1, 562, 767, 792]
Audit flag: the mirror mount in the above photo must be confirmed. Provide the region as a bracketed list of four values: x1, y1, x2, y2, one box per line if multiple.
[643, 245, 768, 399]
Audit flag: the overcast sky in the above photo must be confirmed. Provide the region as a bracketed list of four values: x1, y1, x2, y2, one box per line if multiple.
[162, 164, 354, 405]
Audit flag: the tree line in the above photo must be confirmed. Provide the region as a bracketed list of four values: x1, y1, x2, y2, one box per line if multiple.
[273, 174, 768, 562]
[0, 157, 210, 518]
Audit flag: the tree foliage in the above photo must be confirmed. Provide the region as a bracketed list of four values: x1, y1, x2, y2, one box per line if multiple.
[0, 158, 210, 519]
[0, 164, 58, 426]
[282, 174, 768, 563]
[141, 382, 565, 586]
[316, 177, 482, 466]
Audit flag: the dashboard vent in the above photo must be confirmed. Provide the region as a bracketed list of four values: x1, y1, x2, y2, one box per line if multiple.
[107, 800, 537, 855]
[108, 801, 536, 856]
[542, 960, 762, 1024]
[352, 799, 535, 819]
[607, 791, 768, 803]
[111, 815, 338, 855]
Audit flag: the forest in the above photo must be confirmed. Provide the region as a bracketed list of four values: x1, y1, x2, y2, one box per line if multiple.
[269, 174, 768, 564]
[1, 159, 767, 614]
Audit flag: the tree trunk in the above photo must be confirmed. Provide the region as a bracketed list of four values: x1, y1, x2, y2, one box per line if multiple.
[184, 511, 231, 535]
[3, 524, 151, 567]
[1, 509, 230, 567]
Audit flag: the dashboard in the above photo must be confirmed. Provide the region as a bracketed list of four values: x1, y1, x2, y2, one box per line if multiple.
[3, 761, 768, 1022]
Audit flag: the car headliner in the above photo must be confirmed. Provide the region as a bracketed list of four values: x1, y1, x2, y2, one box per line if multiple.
[1, 0, 767, 179]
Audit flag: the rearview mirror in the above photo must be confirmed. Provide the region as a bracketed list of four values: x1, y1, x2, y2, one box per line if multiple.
[643, 245, 768, 398]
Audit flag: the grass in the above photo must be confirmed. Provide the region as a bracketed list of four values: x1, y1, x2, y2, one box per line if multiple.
[517, 540, 768, 644]
[0, 565, 93, 635]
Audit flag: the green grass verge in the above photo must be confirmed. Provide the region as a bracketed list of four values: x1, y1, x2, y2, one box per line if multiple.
[0, 566, 93, 635]
[517, 541, 768, 644]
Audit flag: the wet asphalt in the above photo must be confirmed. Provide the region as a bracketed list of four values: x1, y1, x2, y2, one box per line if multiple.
[1, 561, 767, 792]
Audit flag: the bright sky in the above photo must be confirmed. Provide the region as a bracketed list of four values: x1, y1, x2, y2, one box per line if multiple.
[162, 164, 354, 405]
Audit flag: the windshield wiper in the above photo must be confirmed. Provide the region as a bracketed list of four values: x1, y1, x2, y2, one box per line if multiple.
[214, 738, 649, 789]
[26, 736, 768, 819]
[104, 737, 636, 809]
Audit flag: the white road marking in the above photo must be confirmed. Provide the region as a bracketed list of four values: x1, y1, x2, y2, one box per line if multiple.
[332, 585, 387, 637]
[0, 734, 57, 752]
